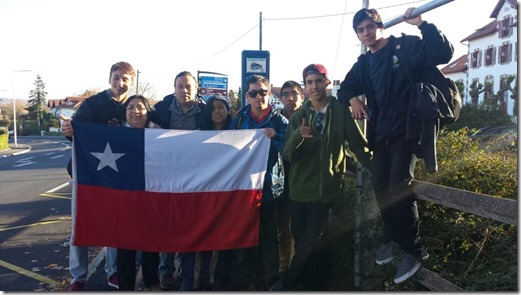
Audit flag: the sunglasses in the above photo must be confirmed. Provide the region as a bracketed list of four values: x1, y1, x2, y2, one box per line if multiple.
[314, 112, 325, 132]
[247, 89, 269, 98]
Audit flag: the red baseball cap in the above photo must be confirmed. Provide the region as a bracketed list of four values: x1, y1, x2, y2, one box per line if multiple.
[302, 64, 329, 82]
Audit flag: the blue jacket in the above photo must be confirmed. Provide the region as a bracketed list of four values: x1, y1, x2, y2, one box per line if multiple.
[230, 105, 288, 201]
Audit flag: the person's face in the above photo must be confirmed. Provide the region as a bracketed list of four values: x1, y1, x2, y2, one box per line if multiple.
[175, 75, 197, 106]
[281, 86, 304, 112]
[246, 82, 270, 111]
[355, 19, 384, 49]
[304, 74, 328, 101]
[125, 98, 148, 128]
[211, 100, 228, 127]
[109, 69, 134, 98]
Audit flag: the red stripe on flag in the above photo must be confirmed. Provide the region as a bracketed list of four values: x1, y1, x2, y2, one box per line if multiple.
[73, 184, 262, 253]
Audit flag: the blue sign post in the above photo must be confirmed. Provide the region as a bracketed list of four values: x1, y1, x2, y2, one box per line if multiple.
[241, 50, 270, 107]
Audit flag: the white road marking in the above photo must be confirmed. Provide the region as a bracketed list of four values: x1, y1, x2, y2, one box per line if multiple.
[46, 182, 70, 193]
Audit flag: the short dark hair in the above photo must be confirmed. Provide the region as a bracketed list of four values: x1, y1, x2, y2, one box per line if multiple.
[280, 80, 303, 97]
[174, 71, 198, 89]
[246, 74, 270, 89]
[110, 61, 135, 79]
[352, 8, 384, 32]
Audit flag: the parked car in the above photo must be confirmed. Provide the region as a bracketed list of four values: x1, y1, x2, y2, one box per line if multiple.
[469, 125, 517, 143]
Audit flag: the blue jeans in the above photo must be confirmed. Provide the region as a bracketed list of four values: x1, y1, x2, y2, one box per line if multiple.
[69, 245, 117, 284]
[158, 252, 176, 278]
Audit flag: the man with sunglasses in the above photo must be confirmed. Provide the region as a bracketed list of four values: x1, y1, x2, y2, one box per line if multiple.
[227, 74, 288, 290]
[270, 64, 372, 291]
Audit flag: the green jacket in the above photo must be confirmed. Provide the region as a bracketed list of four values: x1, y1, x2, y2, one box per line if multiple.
[282, 97, 372, 203]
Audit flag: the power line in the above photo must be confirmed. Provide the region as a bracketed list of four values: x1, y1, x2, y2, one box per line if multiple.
[196, 23, 259, 67]
[264, 0, 427, 21]
[332, 0, 349, 80]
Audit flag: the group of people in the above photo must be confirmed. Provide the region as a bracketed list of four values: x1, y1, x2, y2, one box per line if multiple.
[60, 6, 454, 291]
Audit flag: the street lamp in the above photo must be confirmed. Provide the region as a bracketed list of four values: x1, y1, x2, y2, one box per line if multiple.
[13, 70, 32, 148]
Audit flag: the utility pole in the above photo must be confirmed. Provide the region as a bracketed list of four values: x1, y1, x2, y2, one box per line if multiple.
[136, 70, 140, 95]
[259, 12, 263, 50]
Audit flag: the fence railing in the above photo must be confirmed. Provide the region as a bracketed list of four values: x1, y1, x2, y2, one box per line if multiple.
[409, 180, 517, 291]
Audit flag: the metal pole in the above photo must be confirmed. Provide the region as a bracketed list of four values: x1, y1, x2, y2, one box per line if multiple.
[259, 12, 263, 50]
[135, 70, 140, 95]
[383, 0, 454, 29]
[12, 70, 32, 148]
[354, 0, 369, 288]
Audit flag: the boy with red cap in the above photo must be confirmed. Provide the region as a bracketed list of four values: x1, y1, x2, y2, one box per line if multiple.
[270, 64, 372, 291]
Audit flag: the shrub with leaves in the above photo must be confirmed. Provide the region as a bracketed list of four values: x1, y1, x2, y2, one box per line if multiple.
[415, 128, 517, 291]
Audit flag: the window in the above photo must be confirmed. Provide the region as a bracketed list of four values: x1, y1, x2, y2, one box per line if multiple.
[499, 42, 512, 64]
[485, 46, 496, 66]
[499, 16, 513, 38]
[471, 49, 482, 68]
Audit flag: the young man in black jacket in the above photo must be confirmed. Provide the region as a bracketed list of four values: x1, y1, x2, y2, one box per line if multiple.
[61, 61, 137, 291]
[337, 7, 454, 284]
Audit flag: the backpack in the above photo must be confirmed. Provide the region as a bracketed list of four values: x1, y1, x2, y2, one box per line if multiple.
[395, 35, 462, 127]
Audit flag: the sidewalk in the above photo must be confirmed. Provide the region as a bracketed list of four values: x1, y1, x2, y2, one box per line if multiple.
[0, 143, 31, 157]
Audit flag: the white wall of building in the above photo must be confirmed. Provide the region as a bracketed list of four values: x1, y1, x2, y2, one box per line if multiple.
[467, 1, 517, 116]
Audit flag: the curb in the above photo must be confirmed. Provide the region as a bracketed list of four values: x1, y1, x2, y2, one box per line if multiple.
[12, 148, 31, 156]
[1, 145, 31, 157]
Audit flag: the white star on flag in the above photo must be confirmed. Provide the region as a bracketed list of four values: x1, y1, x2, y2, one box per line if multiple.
[90, 142, 125, 172]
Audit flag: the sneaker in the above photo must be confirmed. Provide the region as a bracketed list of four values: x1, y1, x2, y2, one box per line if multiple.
[159, 274, 177, 290]
[393, 254, 422, 284]
[107, 274, 119, 289]
[269, 279, 288, 291]
[375, 241, 399, 265]
[69, 282, 85, 291]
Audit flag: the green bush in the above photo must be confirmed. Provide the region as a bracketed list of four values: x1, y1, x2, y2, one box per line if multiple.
[414, 128, 517, 291]
[0, 133, 8, 150]
[446, 104, 514, 132]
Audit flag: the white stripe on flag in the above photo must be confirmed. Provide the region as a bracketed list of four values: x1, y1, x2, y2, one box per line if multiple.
[144, 129, 270, 193]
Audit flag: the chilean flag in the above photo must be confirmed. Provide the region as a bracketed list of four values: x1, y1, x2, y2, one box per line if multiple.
[70, 121, 270, 253]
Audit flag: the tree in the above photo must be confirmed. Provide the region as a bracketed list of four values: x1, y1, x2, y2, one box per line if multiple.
[129, 80, 157, 100]
[503, 75, 517, 115]
[228, 89, 241, 114]
[468, 80, 486, 109]
[26, 75, 48, 134]
[74, 88, 100, 98]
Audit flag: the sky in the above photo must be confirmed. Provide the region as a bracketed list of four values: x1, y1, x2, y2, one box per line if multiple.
[0, 0, 499, 102]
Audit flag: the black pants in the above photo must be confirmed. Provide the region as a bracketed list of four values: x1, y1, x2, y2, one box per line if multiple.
[282, 200, 330, 288]
[117, 248, 160, 290]
[232, 199, 280, 289]
[372, 139, 421, 256]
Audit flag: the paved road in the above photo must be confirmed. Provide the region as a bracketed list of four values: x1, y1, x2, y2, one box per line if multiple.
[0, 137, 116, 291]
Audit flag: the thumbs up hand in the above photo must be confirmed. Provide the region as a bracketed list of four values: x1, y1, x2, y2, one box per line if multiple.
[300, 117, 313, 138]
[60, 114, 74, 137]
